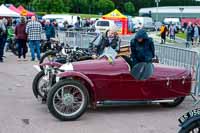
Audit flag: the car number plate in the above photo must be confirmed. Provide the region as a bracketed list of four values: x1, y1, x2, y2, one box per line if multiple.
[178, 108, 200, 125]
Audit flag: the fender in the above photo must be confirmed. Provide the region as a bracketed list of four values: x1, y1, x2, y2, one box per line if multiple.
[179, 116, 200, 129]
[57, 71, 97, 104]
[40, 62, 62, 68]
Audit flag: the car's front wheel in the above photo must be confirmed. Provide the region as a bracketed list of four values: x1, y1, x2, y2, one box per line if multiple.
[32, 71, 47, 99]
[47, 80, 89, 121]
[160, 97, 185, 108]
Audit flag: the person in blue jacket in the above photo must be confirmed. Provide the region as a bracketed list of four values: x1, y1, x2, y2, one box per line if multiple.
[44, 20, 55, 40]
[130, 29, 155, 66]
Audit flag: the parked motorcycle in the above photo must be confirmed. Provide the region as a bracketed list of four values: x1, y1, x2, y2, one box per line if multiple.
[178, 108, 200, 133]
[6, 38, 18, 56]
[39, 38, 63, 66]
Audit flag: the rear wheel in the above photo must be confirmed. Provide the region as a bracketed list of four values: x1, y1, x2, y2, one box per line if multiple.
[160, 97, 185, 108]
[179, 121, 200, 133]
[47, 80, 89, 121]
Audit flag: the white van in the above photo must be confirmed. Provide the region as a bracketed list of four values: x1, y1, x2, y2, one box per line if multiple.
[132, 17, 155, 31]
[94, 19, 116, 33]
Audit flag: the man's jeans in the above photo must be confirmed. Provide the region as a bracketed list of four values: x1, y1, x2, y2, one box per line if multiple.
[29, 40, 41, 61]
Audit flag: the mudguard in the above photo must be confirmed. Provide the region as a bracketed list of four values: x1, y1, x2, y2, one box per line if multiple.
[179, 108, 200, 131]
[40, 62, 62, 68]
[179, 115, 200, 129]
[57, 71, 97, 103]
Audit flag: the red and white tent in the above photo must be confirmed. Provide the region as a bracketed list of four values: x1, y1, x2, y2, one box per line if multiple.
[9, 5, 21, 14]
[17, 5, 35, 17]
[0, 4, 20, 17]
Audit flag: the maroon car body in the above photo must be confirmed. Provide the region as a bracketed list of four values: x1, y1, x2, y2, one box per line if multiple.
[58, 57, 192, 104]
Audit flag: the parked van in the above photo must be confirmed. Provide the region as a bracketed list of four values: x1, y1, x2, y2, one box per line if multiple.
[94, 19, 116, 33]
[132, 17, 155, 31]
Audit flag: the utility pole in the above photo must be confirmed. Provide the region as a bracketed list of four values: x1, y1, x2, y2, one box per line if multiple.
[155, 0, 160, 22]
[179, 8, 184, 20]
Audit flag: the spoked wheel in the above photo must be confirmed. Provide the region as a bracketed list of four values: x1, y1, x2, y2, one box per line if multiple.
[179, 122, 200, 133]
[40, 51, 57, 70]
[32, 71, 49, 99]
[47, 80, 89, 121]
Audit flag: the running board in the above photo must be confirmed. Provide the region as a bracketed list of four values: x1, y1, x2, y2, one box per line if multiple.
[97, 100, 174, 106]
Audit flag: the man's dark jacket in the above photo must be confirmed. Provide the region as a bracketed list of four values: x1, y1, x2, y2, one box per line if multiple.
[44, 24, 55, 40]
[130, 29, 155, 65]
[96, 31, 120, 55]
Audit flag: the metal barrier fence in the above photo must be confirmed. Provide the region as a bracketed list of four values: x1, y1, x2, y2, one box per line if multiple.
[42, 31, 97, 48]
[42, 31, 200, 97]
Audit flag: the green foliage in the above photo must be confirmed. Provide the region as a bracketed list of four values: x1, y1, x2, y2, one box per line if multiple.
[2, 0, 200, 16]
[124, 1, 135, 15]
[32, 0, 67, 13]
[97, 0, 115, 14]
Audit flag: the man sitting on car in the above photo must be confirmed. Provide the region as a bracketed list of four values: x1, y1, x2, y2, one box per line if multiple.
[130, 29, 155, 66]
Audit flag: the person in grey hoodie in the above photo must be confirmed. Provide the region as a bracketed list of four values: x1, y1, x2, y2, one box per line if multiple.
[130, 29, 155, 66]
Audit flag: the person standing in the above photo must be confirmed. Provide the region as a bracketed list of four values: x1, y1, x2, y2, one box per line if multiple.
[169, 24, 176, 42]
[44, 20, 55, 40]
[44, 20, 55, 51]
[160, 23, 168, 44]
[186, 22, 194, 48]
[130, 29, 155, 66]
[74, 16, 82, 30]
[2, 18, 8, 48]
[193, 23, 199, 47]
[15, 17, 27, 61]
[0, 19, 6, 62]
[26, 16, 42, 61]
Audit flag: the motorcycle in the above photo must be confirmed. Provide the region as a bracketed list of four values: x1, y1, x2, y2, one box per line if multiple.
[39, 38, 64, 66]
[39, 40, 96, 70]
[178, 108, 200, 132]
[6, 37, 18, 56]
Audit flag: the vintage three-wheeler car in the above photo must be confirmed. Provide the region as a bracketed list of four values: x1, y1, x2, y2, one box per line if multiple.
[45, 56, 192, 121]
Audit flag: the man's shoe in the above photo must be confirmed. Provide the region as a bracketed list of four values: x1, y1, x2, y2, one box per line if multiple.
[31, 59, 35, 61]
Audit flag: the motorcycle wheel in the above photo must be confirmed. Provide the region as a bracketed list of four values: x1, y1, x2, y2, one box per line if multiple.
[160, 97, 185, 108]
[32, 71, 47, 99]
[47, 80, 89, 121]
[39, 51, 57, 70]
[10, 41, 18, 56]
[179, 121, 200, 133]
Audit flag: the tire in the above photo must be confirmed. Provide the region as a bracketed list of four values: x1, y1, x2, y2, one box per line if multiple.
[47, 80, 89, 121]
[32, 71, 46, 99]
[160, 97, 185, 108]
[179, 121, 200, 133]
[39, 51, 57, 70]
[10, 41, 18, 56]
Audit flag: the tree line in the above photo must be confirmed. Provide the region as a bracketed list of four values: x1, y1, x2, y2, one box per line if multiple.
[1, 0, 200, 16]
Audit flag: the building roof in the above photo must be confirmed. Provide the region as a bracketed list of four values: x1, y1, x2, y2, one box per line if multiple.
[139, 6, 200, 14]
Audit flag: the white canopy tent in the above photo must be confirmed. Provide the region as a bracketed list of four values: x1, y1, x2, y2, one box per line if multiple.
[0, 4, 20, 17]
